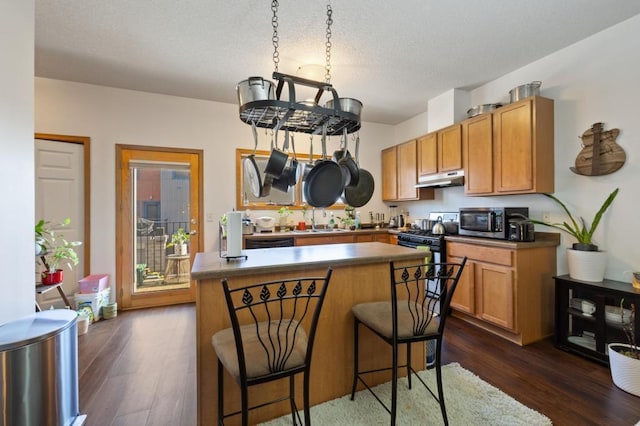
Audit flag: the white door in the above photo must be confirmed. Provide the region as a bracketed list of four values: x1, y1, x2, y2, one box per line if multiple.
[35, 138, 85, 306]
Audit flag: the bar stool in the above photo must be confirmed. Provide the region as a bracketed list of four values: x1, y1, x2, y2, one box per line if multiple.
[212, 268, 333, 425]
[350, 258, 467, 425]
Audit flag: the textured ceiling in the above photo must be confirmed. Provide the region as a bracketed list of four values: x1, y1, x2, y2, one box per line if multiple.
[35, 0, 640, 125]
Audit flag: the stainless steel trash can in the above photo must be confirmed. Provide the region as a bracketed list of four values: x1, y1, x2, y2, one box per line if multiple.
[0, 309, 86, 426]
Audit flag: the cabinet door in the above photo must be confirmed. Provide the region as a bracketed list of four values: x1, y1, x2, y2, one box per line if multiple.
[463, 114, 494, 195]
[438, 124, 462, 172]
[295, 235, 354, 246]
[493, 99, 534, 193]
[418, 133, 437, 176]
[449, 255, 475, 314]
[381, 146, 397, 201]
[396, 140, 418, 200]
[476, 262, 515, 330]
[374, 233, 390, 244]
[354, 233, 374, 243]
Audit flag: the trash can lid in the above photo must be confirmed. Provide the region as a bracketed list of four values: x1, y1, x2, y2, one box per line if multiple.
[0, 309, 76, 351]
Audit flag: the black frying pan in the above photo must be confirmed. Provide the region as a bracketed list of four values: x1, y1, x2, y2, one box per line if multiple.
[343, 134, 374, 207]
[333, 129, 360, 187]
[304, 129, 344, 208]
[264, 129, 288, 178]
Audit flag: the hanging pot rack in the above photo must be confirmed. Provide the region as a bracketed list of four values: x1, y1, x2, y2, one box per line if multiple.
[238, 72, 361, 135]
[237, 1, 362, 136]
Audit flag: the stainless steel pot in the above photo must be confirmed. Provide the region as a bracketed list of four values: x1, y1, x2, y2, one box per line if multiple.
[324, 98, 363, 118]
[467, 103, 502, 118]
[236, 77, 275, 106]
[509, 81, 541, 103]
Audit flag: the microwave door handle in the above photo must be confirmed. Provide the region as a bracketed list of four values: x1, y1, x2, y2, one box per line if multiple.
[488, 211, 495, 230]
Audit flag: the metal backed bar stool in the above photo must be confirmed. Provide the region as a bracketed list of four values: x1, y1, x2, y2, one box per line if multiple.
[212, 268, 333, 425]
[350, 258, 467, 425]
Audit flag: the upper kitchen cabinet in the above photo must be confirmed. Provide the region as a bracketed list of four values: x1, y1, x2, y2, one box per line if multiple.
[496, 96, 554, 194]
[463, 96, 554, 196]
[462, 113, 494, 195]
[418, 124, 462, 178]
[382, 140, 434, 202]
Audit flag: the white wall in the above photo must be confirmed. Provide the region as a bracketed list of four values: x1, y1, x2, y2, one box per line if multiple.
[0, 1, 35, 325]
[34, 79, 393, 287]
[393, 14, 640, 282]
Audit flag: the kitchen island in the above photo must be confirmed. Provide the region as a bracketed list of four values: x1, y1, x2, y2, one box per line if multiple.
[191, 242, 428, 425]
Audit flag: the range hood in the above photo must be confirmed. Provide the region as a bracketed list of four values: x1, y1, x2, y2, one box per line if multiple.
[415, 170, 464, 188]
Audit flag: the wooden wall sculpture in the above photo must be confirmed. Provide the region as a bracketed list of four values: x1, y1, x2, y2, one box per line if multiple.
[571, 122, 626, 176]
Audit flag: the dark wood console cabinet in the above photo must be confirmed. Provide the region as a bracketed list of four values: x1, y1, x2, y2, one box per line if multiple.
[554, 275, 640, 365]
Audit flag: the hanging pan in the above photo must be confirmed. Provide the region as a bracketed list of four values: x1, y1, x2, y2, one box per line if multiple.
[264, 129, 288, 178]
[242, 122, 262, 198]
[304, 127, 344, 208]
[272, 130, 293, 192]
[332, 128, 360, 187]
[343, 133, 375, 208]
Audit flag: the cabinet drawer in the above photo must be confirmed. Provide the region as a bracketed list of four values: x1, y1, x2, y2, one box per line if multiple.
[447, 242, 513, 266]
[295, 235, 354, 246]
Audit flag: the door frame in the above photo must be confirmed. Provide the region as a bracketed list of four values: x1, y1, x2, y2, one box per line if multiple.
[35, 133, 91, 276]
[115, 144, 204, 310]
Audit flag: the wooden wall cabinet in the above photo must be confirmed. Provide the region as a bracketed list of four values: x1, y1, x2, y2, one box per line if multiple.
[418, 124, 462, 178]
[463, 96, 554, 196]
[381, 140, 434, 202]
[447, 235, 558, 345]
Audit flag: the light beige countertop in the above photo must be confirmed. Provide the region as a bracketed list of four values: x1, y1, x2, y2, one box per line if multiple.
[191, 241, 425, 280]
[445, 232, 560, 249]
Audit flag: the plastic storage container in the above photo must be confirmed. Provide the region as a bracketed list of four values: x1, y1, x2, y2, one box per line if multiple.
[78, 273, 109, 293]
[74, 288, 110, 321]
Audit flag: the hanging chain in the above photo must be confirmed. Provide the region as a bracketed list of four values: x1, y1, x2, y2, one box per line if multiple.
[271, 0, 280, 72]
[324, 3, 333, 83]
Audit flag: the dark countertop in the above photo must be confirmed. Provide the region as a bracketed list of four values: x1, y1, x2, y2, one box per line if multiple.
[445, 232, 560, 249]
[191, 242, 426, 280]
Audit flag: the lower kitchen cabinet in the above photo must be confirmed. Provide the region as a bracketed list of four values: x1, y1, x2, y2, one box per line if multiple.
[446, 234, 559, 345]
[554, 275, 640, 365]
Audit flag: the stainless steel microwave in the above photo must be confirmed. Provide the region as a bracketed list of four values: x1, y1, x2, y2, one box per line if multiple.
[458, 207, 529, 239]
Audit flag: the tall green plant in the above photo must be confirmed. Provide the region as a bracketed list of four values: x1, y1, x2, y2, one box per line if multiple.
[36, 218, 82, 272]
[527, 188, 619, 250]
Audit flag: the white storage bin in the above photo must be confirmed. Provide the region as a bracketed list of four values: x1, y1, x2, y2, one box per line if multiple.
[74, 288, 110, 321]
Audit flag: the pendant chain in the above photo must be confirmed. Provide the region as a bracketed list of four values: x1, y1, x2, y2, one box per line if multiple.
[325, 4, 333, 83]
[271, 0, 280, 72]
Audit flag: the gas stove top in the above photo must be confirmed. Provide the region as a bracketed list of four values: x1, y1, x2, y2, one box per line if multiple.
[397, 230, 446, 249]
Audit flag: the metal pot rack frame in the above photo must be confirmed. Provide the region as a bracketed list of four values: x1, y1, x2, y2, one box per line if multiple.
[239, 72, 361, 136]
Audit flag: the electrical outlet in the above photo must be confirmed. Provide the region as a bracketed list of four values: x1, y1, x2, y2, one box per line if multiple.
[542, 212, 551, 223]
[206, 213, 214, 222]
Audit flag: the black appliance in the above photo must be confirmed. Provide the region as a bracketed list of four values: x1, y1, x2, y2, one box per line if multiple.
[458, 207, 529, 240]
[508, 218, 535, 242]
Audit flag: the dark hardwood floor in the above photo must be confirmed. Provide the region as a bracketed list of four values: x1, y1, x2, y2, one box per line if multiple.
[78, 304, 640, 426]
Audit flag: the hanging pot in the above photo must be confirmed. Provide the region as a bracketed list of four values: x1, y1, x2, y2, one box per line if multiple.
[333, 128, 360, 187]
[325, 97, 363, 119]
[285, 133, 301, 186]
[304, 128, 344, 208]
[343, 134, 374, 208]
[264, 130, 288, 179]
[236, 76, 275, 106]
[243, 122, 262, 198]
[271, 130, 292, 193]
[302, 135, 315, 181]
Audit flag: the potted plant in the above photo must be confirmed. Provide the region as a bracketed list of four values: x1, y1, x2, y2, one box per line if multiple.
[36, 218, 82, 285]
[526, 188, 619, 281]
[277, 206, 292, 230]
[167, 227, 190, 255]
[608, 301, 639, 396]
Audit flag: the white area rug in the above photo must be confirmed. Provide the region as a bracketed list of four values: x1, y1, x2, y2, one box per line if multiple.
[261, 363, 551, 425]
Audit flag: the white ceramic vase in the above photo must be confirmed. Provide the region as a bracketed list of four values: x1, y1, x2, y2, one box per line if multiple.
[566, 249, 606, 282]
[608, 343, 640, 397]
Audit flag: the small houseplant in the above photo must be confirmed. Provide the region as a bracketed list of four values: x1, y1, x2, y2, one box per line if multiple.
[277, 206, 292, 230]
[608, 301, 639, 396]
[36, 218, 82, 285]
[167, 227, 190, 255]
[526, 188, 619, 281]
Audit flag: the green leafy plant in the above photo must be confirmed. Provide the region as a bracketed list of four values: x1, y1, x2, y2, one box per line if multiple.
[167, 227, 190, 247]
[526, 188, 619, 250]
[36, 218, 82, 272]
[277, 206, 292, 217]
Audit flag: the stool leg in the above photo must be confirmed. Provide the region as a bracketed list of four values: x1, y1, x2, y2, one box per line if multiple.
[217, 360, 224, 426]
[350, 319, 360, 400]
[391, 339, 398, 426]
[407, 343, 412, 389]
